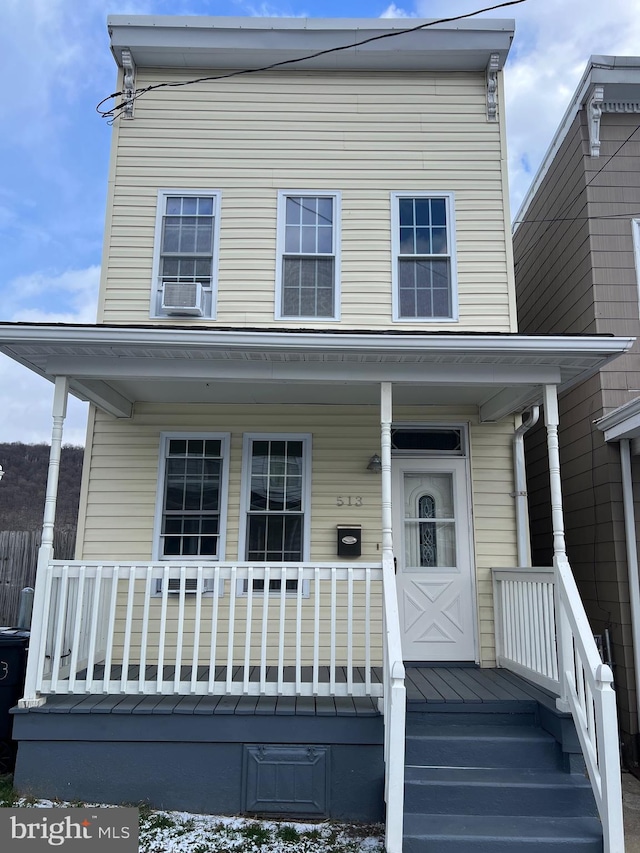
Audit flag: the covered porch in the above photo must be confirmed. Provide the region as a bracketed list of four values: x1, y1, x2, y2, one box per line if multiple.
[0, 322, 632, 852]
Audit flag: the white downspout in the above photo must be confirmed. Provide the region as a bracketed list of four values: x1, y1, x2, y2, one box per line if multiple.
[513, 406, 540, 567]
[619, 438, 640, 735]
[19, 375, 69, 707]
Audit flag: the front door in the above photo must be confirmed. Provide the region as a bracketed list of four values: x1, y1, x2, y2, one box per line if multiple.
[392, 458, 477, 662]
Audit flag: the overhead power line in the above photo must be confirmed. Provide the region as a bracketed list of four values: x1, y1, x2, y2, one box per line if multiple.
[97, 0, 526, 122]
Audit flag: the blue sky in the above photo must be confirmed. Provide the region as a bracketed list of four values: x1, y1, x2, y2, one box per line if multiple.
[1, 0, 640, 444]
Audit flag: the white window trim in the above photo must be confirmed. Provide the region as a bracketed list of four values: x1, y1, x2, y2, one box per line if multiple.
[151, 189, 222, 320]
[633, 219, 640, 316]
[238, 432, 312, 563]
[275, 190, 341, 321]
[390, 191, 459, 323]
[152, 432, 231, 562]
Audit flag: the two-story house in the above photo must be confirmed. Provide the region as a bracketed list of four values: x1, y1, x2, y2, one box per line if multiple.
[513, 56, 640, 776]
[0, 17, 630, 852]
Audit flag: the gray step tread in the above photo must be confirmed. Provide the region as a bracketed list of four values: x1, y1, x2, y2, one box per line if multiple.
[405, 766, 591, 787]
[404, 813, 603, 842]
[406, 722, 556, 742]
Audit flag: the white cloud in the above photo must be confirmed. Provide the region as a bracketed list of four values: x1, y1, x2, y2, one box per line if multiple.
[410, 0, 640, 212]
[0, 358, 88, 445]
[6, 267, 100, 325]
[243, 2, 308, 16]
[504, 0, 640, 213]
[380, 3, 415, 17]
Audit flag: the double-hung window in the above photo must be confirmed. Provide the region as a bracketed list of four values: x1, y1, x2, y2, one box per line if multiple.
[276, 192, 340, 320]
[152, 190, 221, 318]
[154, 434, 229, 560]
[239, 435, 311, 595]
[391, 193, 457, 321]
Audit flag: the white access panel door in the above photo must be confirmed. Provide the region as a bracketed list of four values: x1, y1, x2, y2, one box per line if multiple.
[392, 458, 477, 662]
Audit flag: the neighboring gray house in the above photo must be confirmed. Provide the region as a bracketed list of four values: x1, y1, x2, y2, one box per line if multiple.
[513, 56, 640, 768]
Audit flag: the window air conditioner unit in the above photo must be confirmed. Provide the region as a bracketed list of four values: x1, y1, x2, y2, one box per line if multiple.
[161, 282, 204, 316]
[155, 577, 216, 595]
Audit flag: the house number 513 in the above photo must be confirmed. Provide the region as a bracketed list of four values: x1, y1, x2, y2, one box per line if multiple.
[336, 496, 363, 507]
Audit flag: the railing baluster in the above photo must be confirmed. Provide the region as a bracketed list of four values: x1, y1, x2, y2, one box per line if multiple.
[156, 566, 170, 694]
[312, 567, 320, 695]
[243, 566, 254, 694]
[139, 567, 153, 694]
[34, 564, 55, 692]
[347, 567, 353, 694]
[208, 566, 220, 692]
[190, 567, 204, 694]
[277, 567, 287, 695]
[295, 566, 303, 694]
[330, 568, 337, 695]
[121, 566, 136, 693]
[50, 569, 70, 693]
[174, 566, 186, 694]
[260, 566, 270, 694]
[102, 565, 120, 694]
[85, 566, 103, 693]
[365, 567, 371, 695]
[67, 567, 86, 693]
[226, 565, 237, 694]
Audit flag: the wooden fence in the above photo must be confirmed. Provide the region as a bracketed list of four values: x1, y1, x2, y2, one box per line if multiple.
[0, 529, 76, 626]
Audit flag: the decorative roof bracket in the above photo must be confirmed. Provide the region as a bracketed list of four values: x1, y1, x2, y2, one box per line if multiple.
[486, 53, 500, 121]
[587, 86, 604, 157]
[121, 49, 136, 119]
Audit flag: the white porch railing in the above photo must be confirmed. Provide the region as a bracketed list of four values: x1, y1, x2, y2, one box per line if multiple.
[492, 563, 624, 853]
[492, 567, 559, 692]
[26, 561, 384, 698]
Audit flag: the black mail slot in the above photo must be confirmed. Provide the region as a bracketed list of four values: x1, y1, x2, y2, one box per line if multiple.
[336, 525, 362, 558]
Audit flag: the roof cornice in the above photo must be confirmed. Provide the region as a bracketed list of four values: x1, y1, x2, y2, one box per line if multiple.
[107, 15, 514, 74]
[514, 55, 640, 231]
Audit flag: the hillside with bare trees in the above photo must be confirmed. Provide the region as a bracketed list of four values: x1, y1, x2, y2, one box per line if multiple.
[0, 443, 83, 531]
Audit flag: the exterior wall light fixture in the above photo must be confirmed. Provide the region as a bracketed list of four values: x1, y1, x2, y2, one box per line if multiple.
[367, 454, 382, 472]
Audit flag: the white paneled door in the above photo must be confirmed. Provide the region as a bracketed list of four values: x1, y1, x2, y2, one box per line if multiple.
[392, 458, 477, 662]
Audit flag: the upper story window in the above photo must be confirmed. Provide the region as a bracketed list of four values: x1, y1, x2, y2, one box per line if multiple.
[154, 434, 230, 560]
[151, 190, 221, 319]
[276, 191, 341, 320]
[391, 192, 458, 322]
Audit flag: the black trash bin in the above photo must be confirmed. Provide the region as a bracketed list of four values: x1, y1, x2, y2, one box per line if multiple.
[0, 629, 30, 773]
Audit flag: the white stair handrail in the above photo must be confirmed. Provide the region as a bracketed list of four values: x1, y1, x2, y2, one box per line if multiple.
[381, 551, 405, 853]
[554, 557, 624, 853]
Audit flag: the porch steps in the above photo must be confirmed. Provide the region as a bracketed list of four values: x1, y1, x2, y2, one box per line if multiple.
[403, 707, 601, 852]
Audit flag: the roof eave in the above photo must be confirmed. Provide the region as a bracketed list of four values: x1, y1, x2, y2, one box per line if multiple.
[107, 15, 514, 74]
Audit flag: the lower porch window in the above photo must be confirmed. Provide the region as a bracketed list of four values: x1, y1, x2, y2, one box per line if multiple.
[240, 435, 311, 593]
[155, 434, 229, 560]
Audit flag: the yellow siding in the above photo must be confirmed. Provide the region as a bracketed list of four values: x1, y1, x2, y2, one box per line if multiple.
[80, 404, 517, 665]
[98, 70, 514, 332]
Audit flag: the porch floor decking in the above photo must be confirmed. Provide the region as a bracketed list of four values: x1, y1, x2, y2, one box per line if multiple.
[27, 666, 556, 716]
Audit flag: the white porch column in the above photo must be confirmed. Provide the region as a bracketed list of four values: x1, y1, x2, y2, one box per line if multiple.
[19, 376, 69, 707]
[379, 381, 406, 853]
[381, 381, 393, 559]
[543, 384, 572, 712]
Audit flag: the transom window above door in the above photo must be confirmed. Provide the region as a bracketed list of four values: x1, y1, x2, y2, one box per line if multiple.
[391, 192, 458, 322]
[276, 192, 341, 320]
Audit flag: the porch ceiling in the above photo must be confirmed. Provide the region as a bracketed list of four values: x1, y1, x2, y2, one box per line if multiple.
[0, 324, 633, 422]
